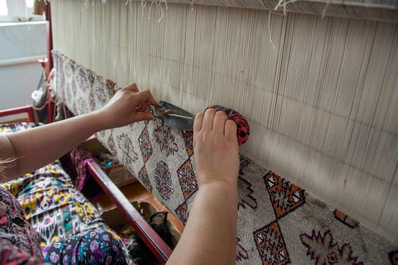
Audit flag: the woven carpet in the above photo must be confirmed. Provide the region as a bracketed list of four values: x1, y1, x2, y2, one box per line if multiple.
[52, 50, 398, 264]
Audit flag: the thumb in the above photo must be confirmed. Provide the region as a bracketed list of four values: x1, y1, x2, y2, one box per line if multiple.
[133, 111, 156, 122]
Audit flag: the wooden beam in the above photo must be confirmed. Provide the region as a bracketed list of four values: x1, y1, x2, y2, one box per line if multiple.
[86, 161, 172, 264]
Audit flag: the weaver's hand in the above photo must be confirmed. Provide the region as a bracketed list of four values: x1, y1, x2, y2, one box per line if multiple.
[193, 109, 239, 188]
[97, 83, 157, 129]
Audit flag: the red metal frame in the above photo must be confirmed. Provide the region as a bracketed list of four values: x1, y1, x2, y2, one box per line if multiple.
[45, 2, 54, 123]
[86, 161, 172, 264]
[0, 105, 35, 122]
[45, 2, 53, 77]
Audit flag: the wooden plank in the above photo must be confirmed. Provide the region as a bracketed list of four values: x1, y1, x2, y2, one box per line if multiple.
[86, 161, 172, 264]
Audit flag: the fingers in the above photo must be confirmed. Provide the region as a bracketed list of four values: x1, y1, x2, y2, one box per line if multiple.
[194, 112, 204, 134]
[213, 111, 228, 134]
[225, 119, 238, 142]
[135, 90, 158, 106]
[123, 83, 139, 92]
[122, 84, 157, 106]
[134, 111, 156, 121]
[197, 109, 231, 136]
[202, 109, 216, 131]
[136, 102, 149, 112]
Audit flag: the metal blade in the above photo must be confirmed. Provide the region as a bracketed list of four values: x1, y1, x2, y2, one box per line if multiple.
[162, 114, 194, 131]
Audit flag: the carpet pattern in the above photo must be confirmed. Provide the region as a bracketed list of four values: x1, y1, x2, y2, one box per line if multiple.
[53, 50, 397, 264]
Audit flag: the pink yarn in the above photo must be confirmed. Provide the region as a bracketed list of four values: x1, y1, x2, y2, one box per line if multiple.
[206, 105, 250, 146]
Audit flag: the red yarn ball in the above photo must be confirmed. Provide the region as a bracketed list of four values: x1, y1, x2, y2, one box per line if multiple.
[205, 105, 250, 146]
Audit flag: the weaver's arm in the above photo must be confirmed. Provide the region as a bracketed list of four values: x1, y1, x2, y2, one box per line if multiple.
[167, 109, 239, 265]
[0, 83, 156, 181]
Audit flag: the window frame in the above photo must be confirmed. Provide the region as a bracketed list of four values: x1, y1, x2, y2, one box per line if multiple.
[0, 0, 44, 23]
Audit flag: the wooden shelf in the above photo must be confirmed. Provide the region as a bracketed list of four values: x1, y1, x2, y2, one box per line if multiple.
[94, 181, 184, 235]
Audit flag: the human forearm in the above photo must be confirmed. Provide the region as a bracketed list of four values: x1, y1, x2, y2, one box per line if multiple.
[165, 109, 239, 264]
[5, 111, 104, 178]
[0, 84, 156, 180]
[167, 181, 238, 265]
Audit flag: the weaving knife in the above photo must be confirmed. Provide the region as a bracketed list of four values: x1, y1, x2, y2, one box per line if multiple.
[152, 101, 195, 131]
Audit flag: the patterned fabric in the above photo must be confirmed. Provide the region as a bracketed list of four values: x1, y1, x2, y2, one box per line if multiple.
[42, 229, 127, 265]
[59, 145, 95, 192]
[0, 186, 45, 265]
[0, 122, 131, 264]
[1, 162, 109, 247]
[0, 122, 45, 264]
[53, 50, 398, 265]
[0, 122, 41, 134]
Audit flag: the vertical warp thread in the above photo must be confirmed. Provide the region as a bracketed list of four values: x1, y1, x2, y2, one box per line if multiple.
[50, 0, 398, 243]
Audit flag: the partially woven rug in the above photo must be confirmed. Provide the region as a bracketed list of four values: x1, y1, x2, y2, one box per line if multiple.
[53, 50, 398, 264]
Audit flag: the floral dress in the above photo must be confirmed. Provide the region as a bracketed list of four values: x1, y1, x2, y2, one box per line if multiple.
[0, 162, 130, 265]
[0, 122, 131, 265]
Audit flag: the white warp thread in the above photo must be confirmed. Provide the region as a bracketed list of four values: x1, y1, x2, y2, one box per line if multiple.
[51, 0, 398, 243]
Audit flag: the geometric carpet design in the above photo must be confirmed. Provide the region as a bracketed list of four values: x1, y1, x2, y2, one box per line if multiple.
[53, 50, 398, 264]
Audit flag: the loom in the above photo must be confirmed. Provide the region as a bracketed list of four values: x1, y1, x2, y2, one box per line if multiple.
[49, 0, 398, 263]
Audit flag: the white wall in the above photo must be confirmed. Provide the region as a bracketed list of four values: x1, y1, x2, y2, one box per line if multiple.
[0, 21, 47, 117]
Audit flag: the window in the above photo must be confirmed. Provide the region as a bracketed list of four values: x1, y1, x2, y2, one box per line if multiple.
[0, 0, 44, 23]
[26, 0, 34, 8]
[0, 0, 8, 16]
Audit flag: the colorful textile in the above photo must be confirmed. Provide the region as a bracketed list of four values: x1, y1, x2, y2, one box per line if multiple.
[42, 229, 127, 265]
[0, 122, 41, 134]
[0, 122, 45, 264]
[0, 185, 129, 265]
[0, 122, 131, 264]
[59, 145, 95, 192]
[0, 186, 45, 265]
[1, 161, 109, 247]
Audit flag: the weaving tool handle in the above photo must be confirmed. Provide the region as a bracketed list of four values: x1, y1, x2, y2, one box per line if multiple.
[153, 102, 250, 146]
[153, 101, 195, 131]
